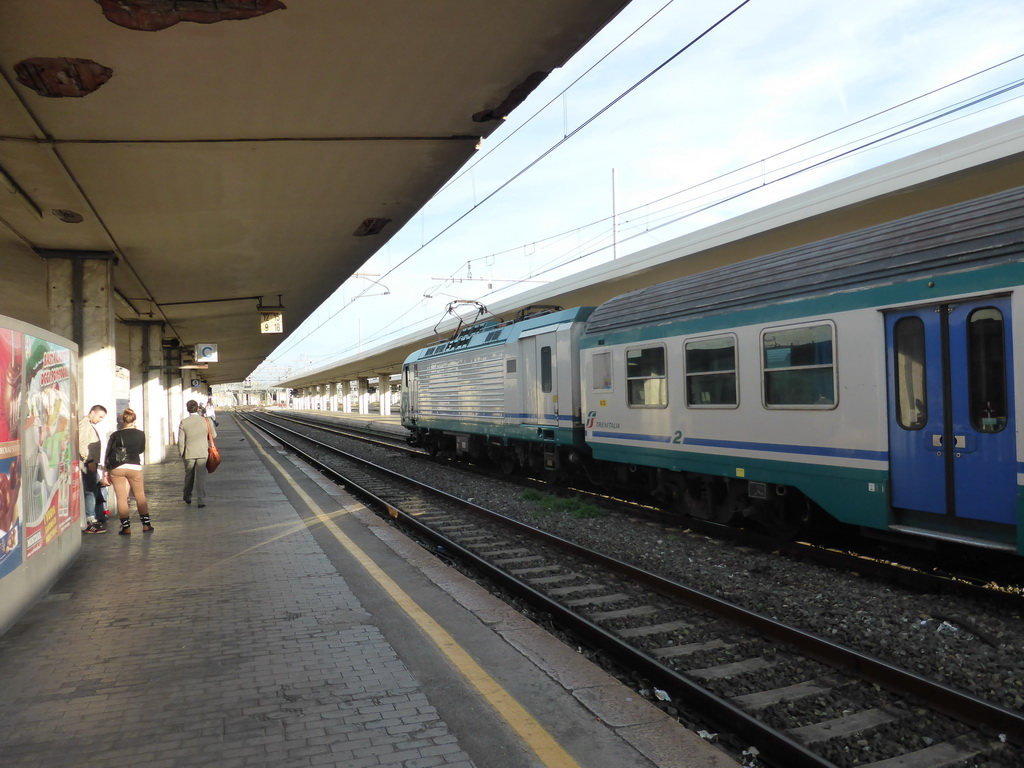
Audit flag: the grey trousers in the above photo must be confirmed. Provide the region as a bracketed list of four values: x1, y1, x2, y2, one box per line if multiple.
[182, 458, 207, 504]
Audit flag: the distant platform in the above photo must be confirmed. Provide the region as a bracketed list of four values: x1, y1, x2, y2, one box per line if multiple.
[273, 407, 406, 437]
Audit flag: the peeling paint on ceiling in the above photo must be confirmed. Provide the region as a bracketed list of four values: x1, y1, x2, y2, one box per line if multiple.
[94, 0, 286, 32]
[14, 57, 113, 97]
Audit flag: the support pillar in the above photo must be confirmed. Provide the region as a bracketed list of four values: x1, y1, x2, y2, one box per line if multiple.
[357, 378, 370, 415]
[328, 382, 337, 411]
[165, 346, 184, 447]
[377, 373, 391, 416]
[126, 321, 167, 463]
[341, 381, 352, 413]
[44, 251, 117, 434]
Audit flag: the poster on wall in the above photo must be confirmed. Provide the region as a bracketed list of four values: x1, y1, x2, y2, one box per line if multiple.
[0, 328, 24, 579]
[22, 336, 77, 559]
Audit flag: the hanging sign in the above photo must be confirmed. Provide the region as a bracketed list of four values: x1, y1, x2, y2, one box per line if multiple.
[196, 343, 218, 362]
[260, 312, 284, 334]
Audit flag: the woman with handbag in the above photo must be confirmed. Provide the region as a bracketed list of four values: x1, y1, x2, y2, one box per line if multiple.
[104, 407, 151, 536]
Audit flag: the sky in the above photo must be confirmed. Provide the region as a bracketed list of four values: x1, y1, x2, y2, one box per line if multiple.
[249, 0, 1024, 385]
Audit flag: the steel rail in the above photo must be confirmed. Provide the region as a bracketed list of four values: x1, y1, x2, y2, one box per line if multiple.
[243, 412, 830, 767]
[243, 412, 1024, 759]
[260, 412, 1024, 609]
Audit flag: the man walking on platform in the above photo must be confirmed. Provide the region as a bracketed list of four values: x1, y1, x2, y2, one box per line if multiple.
[178, 399, 215, 508]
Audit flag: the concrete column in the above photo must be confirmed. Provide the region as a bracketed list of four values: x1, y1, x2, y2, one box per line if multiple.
[357, 378, 370, 415]
[377, 373, 391, 416]
[44, 252, 117, 432]
[165, 346, 184, 447]
[341, 381, 351, 413]
[126, 321, 167, 463]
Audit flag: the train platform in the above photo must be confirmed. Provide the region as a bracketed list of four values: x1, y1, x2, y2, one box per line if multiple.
[0, 414, 737, 768]
[283, 408, 407, 439]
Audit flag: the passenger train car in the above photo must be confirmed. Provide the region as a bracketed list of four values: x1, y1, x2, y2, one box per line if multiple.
[403, 185, 1024, 556]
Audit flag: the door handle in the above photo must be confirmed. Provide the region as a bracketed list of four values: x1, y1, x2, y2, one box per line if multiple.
[954, 435, 966, 449]
[931, 434, 943, 448]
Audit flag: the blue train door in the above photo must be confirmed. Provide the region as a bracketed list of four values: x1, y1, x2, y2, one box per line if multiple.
[886, 298, 1016, 525]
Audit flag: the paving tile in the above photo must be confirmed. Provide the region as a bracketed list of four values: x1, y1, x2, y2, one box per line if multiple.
[0, 418, 475, 768]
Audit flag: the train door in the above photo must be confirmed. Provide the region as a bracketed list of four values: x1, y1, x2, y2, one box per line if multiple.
[885, 297, 1016, 525]
[519, 332, 558, 426]
[402, 364, 417, 420]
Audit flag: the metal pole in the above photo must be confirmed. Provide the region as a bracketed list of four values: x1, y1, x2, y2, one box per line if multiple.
[611, 168, 618, 260]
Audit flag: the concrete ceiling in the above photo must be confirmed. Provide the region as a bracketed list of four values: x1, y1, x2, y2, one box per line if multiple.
[0, 0, 629, 384]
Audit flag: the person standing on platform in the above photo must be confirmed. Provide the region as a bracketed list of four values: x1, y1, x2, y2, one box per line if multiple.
[104, 407, 151, 536]
[204, 398, 218, 427]
[79, 404, 107, 534]
[178, 399, 216, 508]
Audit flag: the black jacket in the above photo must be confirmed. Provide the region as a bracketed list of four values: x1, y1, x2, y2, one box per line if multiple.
[105, 428, 146, 468]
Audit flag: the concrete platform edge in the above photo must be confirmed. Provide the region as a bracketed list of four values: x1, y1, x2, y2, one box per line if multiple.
[336, 498, 739, 768]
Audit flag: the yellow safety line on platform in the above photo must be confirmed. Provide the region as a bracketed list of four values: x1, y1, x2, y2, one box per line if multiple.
[240, 422, 584, 768]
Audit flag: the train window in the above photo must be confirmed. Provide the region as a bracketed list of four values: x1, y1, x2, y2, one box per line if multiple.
[685, 335, 737, 407]
[541, 346, 553, 393]
[967, 307, 1007, 433]
[762, 323, 836, 408]
[626, 346, 667, 407]
[592, 351, 613, 391]
[893, 317, 927, 429]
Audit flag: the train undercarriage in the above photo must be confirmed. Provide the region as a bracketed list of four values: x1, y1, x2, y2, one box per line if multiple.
[406, 427, 815, 538]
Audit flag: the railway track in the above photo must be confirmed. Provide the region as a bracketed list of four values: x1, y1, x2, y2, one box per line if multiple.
[242, 411, 1024, 768]
[256, 411, 1024, 609]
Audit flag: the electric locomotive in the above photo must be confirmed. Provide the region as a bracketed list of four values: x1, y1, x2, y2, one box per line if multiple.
[402, 305, 594, 476]
[580, 184, 1024, 555]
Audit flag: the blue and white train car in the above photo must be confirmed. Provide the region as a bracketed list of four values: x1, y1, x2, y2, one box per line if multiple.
[579, 185, 1024, 554]
[402, 306, 595, 474]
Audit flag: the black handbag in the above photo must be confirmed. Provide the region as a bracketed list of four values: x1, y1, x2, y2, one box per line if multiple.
[109, 434, 128, 468]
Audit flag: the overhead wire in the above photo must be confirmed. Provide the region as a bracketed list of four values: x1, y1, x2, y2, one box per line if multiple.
[335, 76, 1024, 363]
[489, 82, 1024, 290]
[261, 22, 1024, 374]
[263, 0, 755, 366]
[437, 0, 679, 192]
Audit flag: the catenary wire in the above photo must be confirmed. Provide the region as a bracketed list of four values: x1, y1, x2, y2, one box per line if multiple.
[263, 0, 756, 365]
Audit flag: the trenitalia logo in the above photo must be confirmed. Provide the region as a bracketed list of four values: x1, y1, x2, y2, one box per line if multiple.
[586, 411, 620, 430]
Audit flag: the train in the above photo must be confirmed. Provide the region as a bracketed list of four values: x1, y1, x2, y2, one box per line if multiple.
[401, 184, 1024, 556]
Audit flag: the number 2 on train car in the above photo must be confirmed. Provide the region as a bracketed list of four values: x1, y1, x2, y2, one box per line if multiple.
[886, 297, 1016, 526]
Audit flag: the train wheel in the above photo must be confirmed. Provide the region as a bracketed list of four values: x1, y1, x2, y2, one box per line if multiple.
[704, 478, 740, 525]
[754, 492, 810, 539]
[499, 452, 516, 476]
